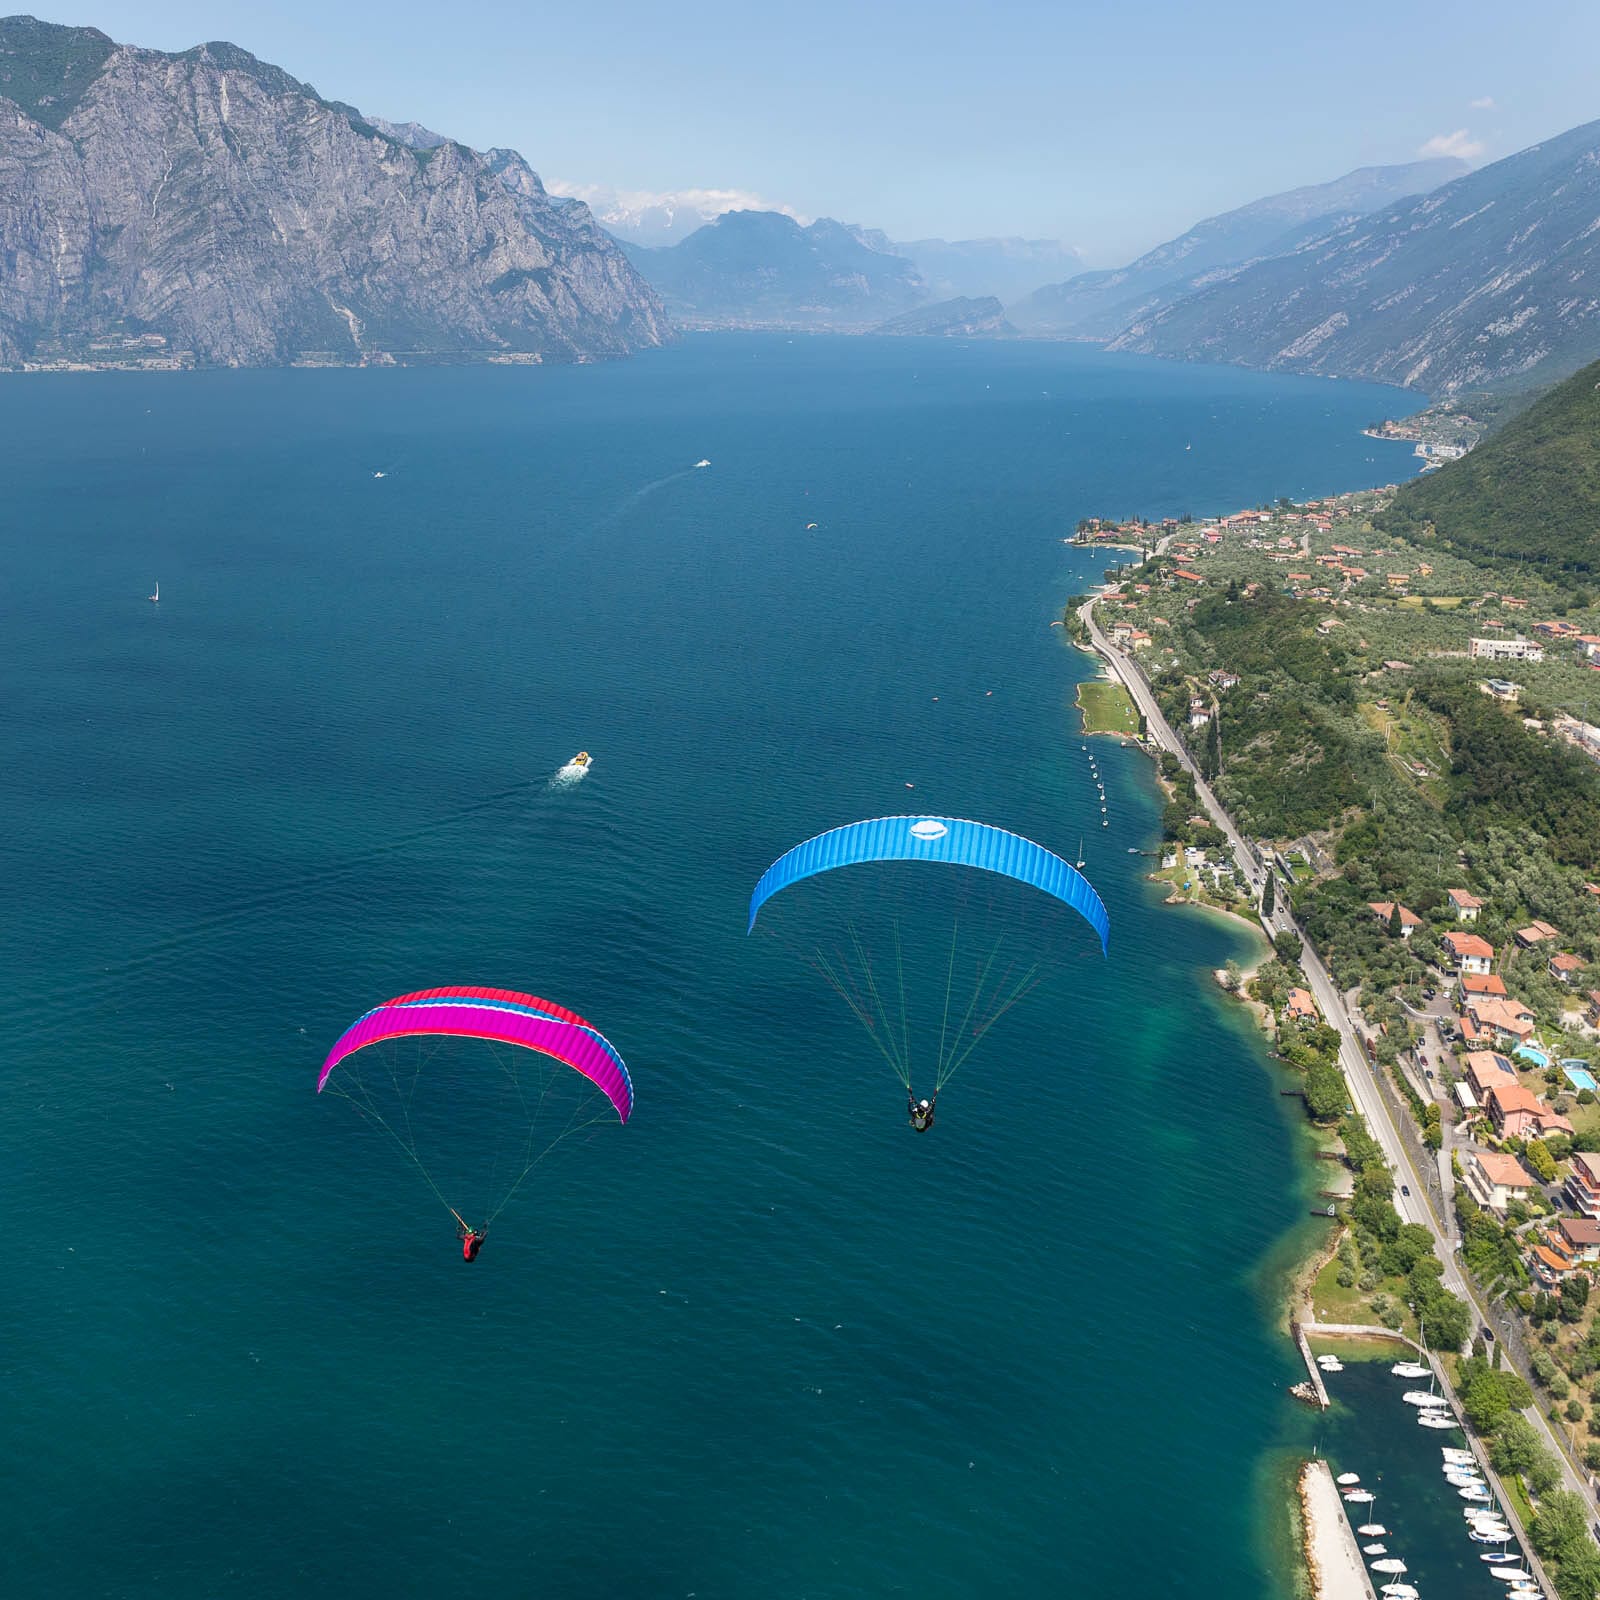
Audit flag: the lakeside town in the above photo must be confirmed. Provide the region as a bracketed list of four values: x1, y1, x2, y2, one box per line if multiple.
[1071, 481, 1600, 1600]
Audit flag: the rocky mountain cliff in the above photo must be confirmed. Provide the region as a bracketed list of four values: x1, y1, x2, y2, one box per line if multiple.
[622, 210, 926, 330]
[1109, 121, 1600, 393]
[0, 16, 667, 367]
[1011, 158, 1467, 339]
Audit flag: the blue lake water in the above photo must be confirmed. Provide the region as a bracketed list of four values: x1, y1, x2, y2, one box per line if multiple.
[0, 335, 1421, 1597]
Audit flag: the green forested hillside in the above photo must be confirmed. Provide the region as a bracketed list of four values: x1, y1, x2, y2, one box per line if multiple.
[1379, 357, 1600, 580]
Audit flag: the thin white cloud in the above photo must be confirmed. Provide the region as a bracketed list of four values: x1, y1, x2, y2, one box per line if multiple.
[1469, 96, 1497, 111]
[547, 181, 809, 235]
[1419, 128, 1486, 161]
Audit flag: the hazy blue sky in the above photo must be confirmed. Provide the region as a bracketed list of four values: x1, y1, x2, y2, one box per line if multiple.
[34, 0, 1600, 260]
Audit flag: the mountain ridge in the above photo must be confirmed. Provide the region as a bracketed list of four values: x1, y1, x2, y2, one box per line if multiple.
[1011, 158, 1468, 339]
[0, 15, 667, 367]
[1108, 120, 1600, 392]
[622, 210, 926, 330]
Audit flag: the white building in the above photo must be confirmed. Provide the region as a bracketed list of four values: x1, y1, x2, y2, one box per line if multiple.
[1470, 636, 1544, 663]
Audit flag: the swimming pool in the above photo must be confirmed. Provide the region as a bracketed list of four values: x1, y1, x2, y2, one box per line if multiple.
[1516, 1045, 1549, 1069]
[1563, 1061, 1598, 1093]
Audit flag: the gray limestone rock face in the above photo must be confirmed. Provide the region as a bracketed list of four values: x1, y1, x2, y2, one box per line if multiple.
[0, 21, 669, 367]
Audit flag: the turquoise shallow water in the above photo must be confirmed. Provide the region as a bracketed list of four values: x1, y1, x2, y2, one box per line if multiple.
[0, 336, 1419, 1597]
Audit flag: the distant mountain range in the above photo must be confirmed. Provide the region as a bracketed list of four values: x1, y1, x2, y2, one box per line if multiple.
[1109, 121, 1600, 392]
[887, 237, 1083, 305]
[875, 297, 1010, 337]
[621, 211, 927, 330]
[1011, 159, 1467, 340]
[0, 16, 666, 367]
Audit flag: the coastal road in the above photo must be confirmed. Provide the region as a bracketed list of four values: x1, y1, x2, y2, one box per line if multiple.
[1079, 592, 1599, 1527]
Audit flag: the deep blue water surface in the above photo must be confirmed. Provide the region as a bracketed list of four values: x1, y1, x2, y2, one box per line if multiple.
[0, 336, 1421, 1597]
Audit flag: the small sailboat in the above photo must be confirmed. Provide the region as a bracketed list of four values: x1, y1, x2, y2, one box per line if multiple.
[1343, 1489, 1375, 1503]
[1403, 1390, 1445, 1406]
[1363, 1544, 1387, 1556]
[1371, 1560, 1408, 1574]
[1335, 1472, 1361, 1486]
[1379, 1586, 1418, 1600]
[1419, 1412, 1458, 1429]
[694, 458, 711, 469]
[1357, 1522, 1387, 1536]
[1442, 1447, 1474, 1464]
[148, 580, 159, 604]
[1393, 1361, 1431, 1379]
[1460, 1484, 1491, 1501]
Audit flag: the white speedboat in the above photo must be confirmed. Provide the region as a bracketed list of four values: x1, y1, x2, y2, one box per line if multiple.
[1372, 1559, 1407, 1574]
[1363, 1543, 1387, 1555]
[1393, 1361, 1431, 1378]
[694, 459, 711, 468]
[1336, 1471, 1361, 1485]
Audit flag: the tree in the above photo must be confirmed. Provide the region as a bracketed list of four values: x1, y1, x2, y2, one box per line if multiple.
[1274, 929, 1303, 965]
[1555, 1542, 1600, 1600]
[1531, 1489, 1589, 1562]
[1526, 1139, 1558, 1183]
[1305, 1060, 1348, 1122]
[1262, 874, 1276, 917]
[1489, 1414, 1545, 1477]
[1388, 902, 1404, 938]
[1562, 1274, 1591, 1324]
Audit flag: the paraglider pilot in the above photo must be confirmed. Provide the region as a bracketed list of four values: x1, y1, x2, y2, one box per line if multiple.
[908, 1093, 936, 1133]
[460, 1226, 486, 1262]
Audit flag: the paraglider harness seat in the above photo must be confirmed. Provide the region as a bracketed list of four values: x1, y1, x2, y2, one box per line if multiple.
[460, 1227, 486, 1262]
[908, 1093, 937, 1133]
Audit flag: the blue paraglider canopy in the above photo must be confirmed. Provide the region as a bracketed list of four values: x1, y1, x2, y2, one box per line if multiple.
[747, 815, 1109, 953]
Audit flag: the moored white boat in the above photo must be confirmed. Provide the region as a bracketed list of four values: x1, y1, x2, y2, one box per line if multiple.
[1442, 1447, 1474, 1463]
[1336, 1472, 1361, 1485]
[1403, 1390, 1446, 1406]
[1419, 1412, 1458, 1428]
[1460, 1484, 1492, 1500]
[1357, 1523, 1387, 1536]
[1343, 1488, 1375, 1503]
[1371, 1559, 1408, 1574]
[1392, 1361, 1431, 1378]
[1363, 1543, 1387, 1555]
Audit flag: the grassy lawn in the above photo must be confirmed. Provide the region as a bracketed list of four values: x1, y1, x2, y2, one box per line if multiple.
[1077, 677, 1140, 736]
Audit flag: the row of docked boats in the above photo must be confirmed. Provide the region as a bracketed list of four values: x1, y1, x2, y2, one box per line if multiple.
[1338, 1473, 1416, 1598]
[1442, 1447, 1543, 1600]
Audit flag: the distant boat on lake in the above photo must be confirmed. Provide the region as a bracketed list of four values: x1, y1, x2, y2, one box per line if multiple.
[148, 581, 159, 603]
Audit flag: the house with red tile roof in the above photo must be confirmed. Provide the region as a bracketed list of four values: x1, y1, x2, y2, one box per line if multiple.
[1443, 931, 1494, 975]
[1463, 1051, 1517, 1100]
[1548, 953, 1585, 984]
[1466, 997, 1537, 1044]
[1369, 901, 1423, 938]
[1285, 988, 1319, 1023]
[1447, 889, 1483, 923]
[1460, 973, 1508, 999]
[1465, 1149, 1535, 1213]
[1486, 1081, 1572, 1139]
[1515, 920, 1560, 948]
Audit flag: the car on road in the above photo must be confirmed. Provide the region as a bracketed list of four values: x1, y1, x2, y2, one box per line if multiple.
[1481, 1325, 1495, 1344]
[1401, 1184, 1411, 1197]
